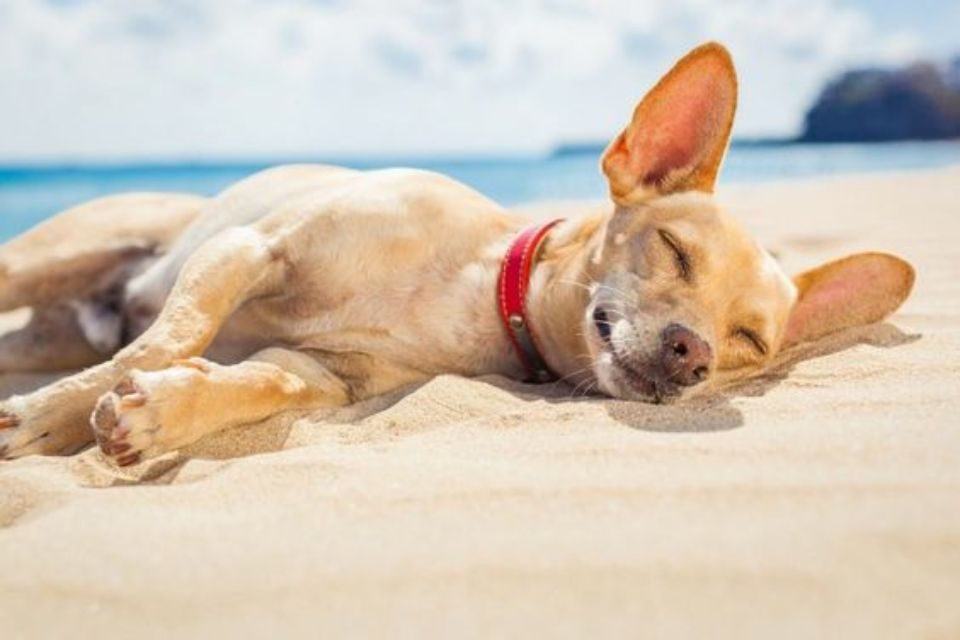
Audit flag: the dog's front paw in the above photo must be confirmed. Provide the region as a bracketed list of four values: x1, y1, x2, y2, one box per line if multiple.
[91, 379, 148, 466]
[0, 407, 19, 430]
[91, 366, 206, 466]
[2, 400, 56, 459]
[0, 398, 91, 459]
[0, 406, 22, 458]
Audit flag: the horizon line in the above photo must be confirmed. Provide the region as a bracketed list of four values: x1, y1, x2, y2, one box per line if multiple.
[3, 137, 960, 172]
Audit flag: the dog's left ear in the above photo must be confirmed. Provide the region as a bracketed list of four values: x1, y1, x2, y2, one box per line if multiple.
[782, 253, 915, 348]
[602, 42, 738, 205]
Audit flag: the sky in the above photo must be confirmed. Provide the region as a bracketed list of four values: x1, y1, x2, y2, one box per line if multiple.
[0, 0, 957, 162]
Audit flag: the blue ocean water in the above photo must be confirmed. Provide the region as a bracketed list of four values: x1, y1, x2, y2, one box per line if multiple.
[1, 141, 958, 242]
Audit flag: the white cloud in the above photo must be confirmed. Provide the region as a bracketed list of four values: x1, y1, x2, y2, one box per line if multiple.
[0, 0, 932, 160]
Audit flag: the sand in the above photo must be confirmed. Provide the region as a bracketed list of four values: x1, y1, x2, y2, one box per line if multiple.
[1, 168, 959, 639]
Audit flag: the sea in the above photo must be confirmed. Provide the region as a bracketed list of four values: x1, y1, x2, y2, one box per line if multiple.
[1, 140, 959, 242]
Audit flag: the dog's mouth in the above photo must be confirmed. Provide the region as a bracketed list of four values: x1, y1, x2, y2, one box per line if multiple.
[591, 305, 677, 404]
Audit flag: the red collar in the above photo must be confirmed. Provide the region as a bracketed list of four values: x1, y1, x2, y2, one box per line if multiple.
[498, 219, 564, 382]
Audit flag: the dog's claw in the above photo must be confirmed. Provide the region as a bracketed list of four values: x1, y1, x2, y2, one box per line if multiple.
[116, 452, 141, 467]
[110, 441, 132, 455]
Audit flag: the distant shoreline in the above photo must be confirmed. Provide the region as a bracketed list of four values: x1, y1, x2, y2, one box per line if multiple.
[2, 138, 960, 172]
[550, 136, 960, 158]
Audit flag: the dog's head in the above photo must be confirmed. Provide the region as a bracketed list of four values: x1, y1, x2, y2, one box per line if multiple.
[572, 43, 914, 403]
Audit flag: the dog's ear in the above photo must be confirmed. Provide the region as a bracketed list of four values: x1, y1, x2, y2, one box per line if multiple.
[782, 253, 915, 347]
[602, 42, 737, 205]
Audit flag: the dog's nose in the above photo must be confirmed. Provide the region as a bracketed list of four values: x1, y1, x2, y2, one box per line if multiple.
[659, 324, 712, 386]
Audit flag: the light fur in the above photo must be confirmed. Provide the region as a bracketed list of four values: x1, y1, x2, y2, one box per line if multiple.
[0, 43, 914, 464]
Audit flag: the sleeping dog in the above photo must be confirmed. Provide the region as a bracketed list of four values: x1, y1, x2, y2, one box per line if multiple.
[0, 43, 914, 465]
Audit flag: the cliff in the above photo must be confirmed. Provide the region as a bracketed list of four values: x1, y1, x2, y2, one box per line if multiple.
[801, 58, 960, 142]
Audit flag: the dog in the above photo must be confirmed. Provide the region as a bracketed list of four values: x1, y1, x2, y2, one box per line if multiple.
[0, 43, 915, 465]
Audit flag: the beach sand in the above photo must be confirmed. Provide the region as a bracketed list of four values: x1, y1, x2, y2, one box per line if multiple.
[1, 168, 959, 639]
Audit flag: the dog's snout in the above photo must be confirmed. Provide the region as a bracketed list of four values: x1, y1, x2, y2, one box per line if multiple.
[660, 324, 712, 386]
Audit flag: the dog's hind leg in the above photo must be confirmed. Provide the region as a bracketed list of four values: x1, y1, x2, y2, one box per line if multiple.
[0, 304, 107, 375]
[89, 349, 350, 465]
[0, 245, 155, 314]
[0, 226, 285, 458]
[0, 194, 204, 313]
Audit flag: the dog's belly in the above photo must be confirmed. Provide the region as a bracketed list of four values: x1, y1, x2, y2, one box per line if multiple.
[122, 165, 362, 331]
[244, 169, 523, 377]
[125, 166, 524, 379]
[226, 274, 514, 378]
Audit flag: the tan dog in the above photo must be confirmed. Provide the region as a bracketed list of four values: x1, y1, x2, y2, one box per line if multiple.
[0, 43, 914, 465]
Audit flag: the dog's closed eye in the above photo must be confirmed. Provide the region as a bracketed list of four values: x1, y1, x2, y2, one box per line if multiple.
[734, 327, 768, 355]
[658, 229, 691, 281]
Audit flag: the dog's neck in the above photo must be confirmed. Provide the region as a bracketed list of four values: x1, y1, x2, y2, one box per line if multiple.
[522, 210, 608, 384]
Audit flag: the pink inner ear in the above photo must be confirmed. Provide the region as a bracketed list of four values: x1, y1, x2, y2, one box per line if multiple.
[784, 279, 852, 343]
[635, 92, 712, 185]
[624, 68, 731, 188]
[784, 258, 891, 345]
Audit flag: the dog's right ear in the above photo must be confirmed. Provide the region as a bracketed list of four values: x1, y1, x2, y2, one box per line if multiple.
[601, 42, 738, 205]
[782, 252, 915, 348]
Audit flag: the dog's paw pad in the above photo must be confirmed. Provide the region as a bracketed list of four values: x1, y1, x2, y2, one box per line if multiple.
[113, 376, 147, 408]
[91, 380, 145, 459]
[113, 376, 140, 396]
[92, 394, 120, 454]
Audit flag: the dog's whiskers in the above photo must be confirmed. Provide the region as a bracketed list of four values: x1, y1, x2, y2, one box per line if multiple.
[557, 278, 633, 316]
[550, 364, 596, 393]
[557, 278, 593, 294]
[569, 378, 592, 398]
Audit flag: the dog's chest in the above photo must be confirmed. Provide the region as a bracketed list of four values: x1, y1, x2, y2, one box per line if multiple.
[233, 254, 520, 377]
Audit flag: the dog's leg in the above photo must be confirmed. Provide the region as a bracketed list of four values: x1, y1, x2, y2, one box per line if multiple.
[0, 246, 154, 314]
[0, 193, 203, 313]
[89, 349, 349, 465]
[0, 227, 283, 458]
[0, 304, 108, 374]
